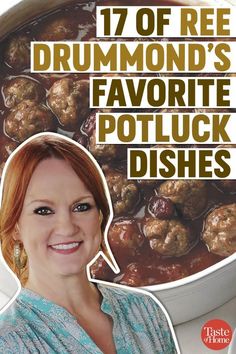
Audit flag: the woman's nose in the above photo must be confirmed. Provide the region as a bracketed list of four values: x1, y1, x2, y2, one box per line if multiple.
[54, 210, 77, 237]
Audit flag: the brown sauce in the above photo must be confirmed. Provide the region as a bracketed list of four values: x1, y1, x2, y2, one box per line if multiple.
[0, 0, 235, 287]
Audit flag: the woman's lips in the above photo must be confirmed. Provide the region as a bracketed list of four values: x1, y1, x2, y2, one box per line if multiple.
[49, 241, 82, 255]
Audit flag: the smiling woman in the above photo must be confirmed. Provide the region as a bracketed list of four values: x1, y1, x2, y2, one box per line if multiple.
[0, 133, 178, 354]
[0, 133, 111, 285]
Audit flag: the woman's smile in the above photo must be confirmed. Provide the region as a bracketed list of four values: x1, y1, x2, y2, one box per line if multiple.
[48, 241, 83, 254]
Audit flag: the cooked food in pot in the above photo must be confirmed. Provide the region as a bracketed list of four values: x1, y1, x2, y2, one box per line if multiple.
[118, 263, 149, 287]
[88, 130, 121, 161]
[79, 110, 127, 161]
[35, 14, 78, 41]
[4, 34, 30, 70]
[0, 0, 235, 287]
[47, 78, 90, 131]
[159, 180, 207, 220]
[143, 218, 192, 256]
[2, 77, 45, 108]
[4, 100, 55, 142]
[105, 169, 140, 216]
[90, 257, 114, 281]
[118, 262, 190, 286]
[108, 219, 144, 257]
[202, 203, 236, 257]
[0, 135, 18, 171]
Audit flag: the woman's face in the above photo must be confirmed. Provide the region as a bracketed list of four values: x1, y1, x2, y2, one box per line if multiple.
[17, 157, 101, 279]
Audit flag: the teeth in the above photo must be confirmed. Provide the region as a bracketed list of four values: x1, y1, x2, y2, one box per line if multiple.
[51, 242, 80, 250]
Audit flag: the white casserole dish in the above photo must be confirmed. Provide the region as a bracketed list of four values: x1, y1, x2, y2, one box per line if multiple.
[0, 0, 235, 325]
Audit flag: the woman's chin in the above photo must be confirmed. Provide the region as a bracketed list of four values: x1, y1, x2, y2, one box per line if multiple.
[55, 266, 86, 278]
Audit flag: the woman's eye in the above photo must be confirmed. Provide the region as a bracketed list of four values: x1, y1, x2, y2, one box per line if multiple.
[33, 207, 53, 216]
[73, 203, 91, 212]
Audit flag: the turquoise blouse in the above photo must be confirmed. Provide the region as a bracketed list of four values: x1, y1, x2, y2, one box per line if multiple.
[0, 284, 178, 354]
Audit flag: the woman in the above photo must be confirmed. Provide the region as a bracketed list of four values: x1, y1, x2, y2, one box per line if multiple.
[0, 133, 178, 354]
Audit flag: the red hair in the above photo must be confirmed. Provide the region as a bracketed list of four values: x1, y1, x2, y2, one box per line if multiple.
[0, 134, 110, 285]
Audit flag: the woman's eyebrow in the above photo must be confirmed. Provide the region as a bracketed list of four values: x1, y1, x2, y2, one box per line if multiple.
[25, 199, 54, 207]
[71, 195, 95, 204]
[25, 195, 94, 207]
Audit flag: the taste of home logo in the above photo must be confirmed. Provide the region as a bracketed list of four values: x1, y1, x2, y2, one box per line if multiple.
[201, 319, 233, 351]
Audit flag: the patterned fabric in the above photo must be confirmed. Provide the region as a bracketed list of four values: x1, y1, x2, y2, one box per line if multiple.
[0, 284, 177, 354]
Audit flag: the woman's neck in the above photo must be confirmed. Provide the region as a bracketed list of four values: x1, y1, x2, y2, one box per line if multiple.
[25, 270, 101, 319]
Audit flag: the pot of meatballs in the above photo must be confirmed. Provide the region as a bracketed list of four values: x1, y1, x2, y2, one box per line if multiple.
[0, 0, 235, 324]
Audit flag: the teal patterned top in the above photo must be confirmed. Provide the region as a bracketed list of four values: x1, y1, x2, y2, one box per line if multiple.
[0, 284, 178, 354]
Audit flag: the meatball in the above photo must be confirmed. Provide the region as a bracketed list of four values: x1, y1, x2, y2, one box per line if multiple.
[4, 100, 55, 142]
[47, 78, 90, 130]
[105, 169, 139, 216]
[2, 77, 44, 108]
[159, 180, 207, 219]
[4, 35, 30, 70]
[88, 129, 127, 161]
[143, 218, 192, 256]
[36, 15, 78, 41]
[80, 110, 126, 161]
[108, 220, 144, 257]
[89, 129, 117, 159]
[202, 203, 236, 257]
